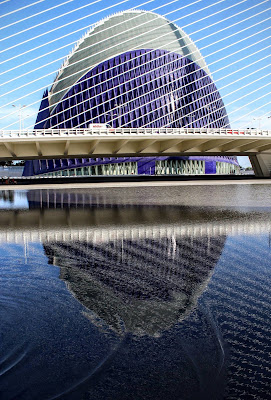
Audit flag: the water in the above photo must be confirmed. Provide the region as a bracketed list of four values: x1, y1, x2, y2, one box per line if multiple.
[0, 184, 270, 400]
[0, 166, 24, 178]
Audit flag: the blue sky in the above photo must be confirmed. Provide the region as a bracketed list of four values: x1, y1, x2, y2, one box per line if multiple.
[0, 0, 270, 167]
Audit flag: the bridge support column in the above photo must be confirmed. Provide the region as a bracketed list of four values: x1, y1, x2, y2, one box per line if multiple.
[249, 154, 271, 177]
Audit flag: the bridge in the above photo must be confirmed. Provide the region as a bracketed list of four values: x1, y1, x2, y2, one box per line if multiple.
[0, 205, 270, 244]
[0, 216, 270, 246]
[1, 127, 271, 176]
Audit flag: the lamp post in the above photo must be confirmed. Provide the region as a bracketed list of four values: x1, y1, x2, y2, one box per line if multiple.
[204, 104, 216, 128]
[253, 117, 264, 129]
[204, 105, 211, 128]
[169, 91, 176, 125]
[105, 110, 118, 128]
[114, 102, 123, 127]
[12, 104, 26, 132]
[189, 112, 195, 128]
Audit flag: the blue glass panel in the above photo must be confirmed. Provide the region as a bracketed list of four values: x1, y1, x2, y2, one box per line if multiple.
[23, 49, 236, 176]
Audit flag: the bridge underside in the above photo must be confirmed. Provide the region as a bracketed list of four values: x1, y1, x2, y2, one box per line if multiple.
[1, 130, 271, 176]
[249, 155, 271, 177]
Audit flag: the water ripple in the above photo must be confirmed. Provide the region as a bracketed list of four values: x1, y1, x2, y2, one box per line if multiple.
[0, 344, 28, 377]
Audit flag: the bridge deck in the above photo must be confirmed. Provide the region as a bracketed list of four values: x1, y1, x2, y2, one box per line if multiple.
[0, 128, 271, 160]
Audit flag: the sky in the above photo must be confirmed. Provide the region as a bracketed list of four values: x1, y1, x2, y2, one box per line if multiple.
[0, 0, 271, 167]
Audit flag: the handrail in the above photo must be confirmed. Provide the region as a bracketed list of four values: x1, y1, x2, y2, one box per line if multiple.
[0, 128, 270, 138]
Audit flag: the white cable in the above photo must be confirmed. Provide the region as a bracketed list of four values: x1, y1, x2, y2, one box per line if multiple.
[109, 25, 271, 129]
[62, 63, 269, 134]
[0, 0, 211, 104]
[0, 0, 195, 66]
[170, 81, 271, 130]
[2, 0, 268, 127]
[56, 39, 271, 131]
[223, 97, 271, 129]
[0, 0, 159, 76]
[26, 36, 270, 132]
[0, 0, 179, 90]
[45, 24, 271, 130]
[42, 1, 270, 117]
[194, 73, 271, 128]
[0, 0, 252, 107]
[110, 61, 271, 129]
[2, 3, 266, 136]
[0, 0, 76, 33]
[96, 29, 271, 129]
[166, 92, 271, 132]
[236, 101, 271, 130]
[0, 0, 225, 71]
[19, 30, 271, 131]
[0, 0, 130, 54]
[0, 0, 46, 19]
[0, 0, 254, 87]
[143, 84, 271, 130]
[142, 75, 271, 129]
[0, 0, 205, 130]
[239, 109, 271, 129]
[133, 61, 271, 127]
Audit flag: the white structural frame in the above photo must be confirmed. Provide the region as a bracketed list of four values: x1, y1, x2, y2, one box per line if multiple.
[0, 128, 271, 177]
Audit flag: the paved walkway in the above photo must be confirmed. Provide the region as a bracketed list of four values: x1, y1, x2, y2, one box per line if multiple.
[1, 178, 271, 191]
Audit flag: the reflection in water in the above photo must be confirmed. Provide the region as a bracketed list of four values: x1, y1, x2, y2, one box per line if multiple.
[44, 234, 226, 336]
[27, 191, 228, 336]
[39, 201, 228, 399]
[0, 190, 14, 203]
[0, 187, 271, 400]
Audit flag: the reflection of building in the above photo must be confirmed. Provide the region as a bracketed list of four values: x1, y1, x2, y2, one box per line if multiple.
[43, 233, 226, 336]
[0, 190, 14, 204]
[23, 10, 239, 177]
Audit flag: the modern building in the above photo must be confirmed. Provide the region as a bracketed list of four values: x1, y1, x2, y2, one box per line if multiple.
[23, 10, 239, 177]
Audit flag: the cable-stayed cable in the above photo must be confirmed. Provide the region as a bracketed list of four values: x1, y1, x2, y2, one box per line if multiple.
[48, 39, 270, 132]
[0, 0, 77, 32]
[50, 16, 271, 129]
[1, 0, 270, 133]
[222, 97, 271, 130]
[0, 0, 46, 19]
[0, 0, 214, 108]
[0, 0, 167, 74]
[129, 60, 271, 130]
[19, 35, 269, 132]
[110, 60, 271, 130]
[0, 0, 210, 129]
[0, 0, 130, 54]
[0, 0, 194, 65]
[0, 0, 255, 111]
[26, 20, 270, 131]
[166, 82, 271, 130]
[102, 24, 271, 129]
[7, 19, 271, 131]
[0, 0, 254, 91]
[239, 109, 271, 129]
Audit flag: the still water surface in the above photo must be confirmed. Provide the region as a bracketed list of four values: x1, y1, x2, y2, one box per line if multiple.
[0, 184, 270, 400]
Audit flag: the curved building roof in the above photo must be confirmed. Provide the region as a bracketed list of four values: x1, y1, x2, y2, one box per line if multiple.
[49, 10, 210, 109]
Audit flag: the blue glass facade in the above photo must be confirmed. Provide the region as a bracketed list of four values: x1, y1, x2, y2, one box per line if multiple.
[23, 17, 238, 176]
[45, 50, 229, 130]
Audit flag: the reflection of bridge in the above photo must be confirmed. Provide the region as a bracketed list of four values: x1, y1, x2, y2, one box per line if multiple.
[1, 128, 271, 175]
[0, 210, 270, 244]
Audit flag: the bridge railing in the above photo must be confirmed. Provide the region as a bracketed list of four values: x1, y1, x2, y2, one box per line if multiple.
[0, 128, 270, 137]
